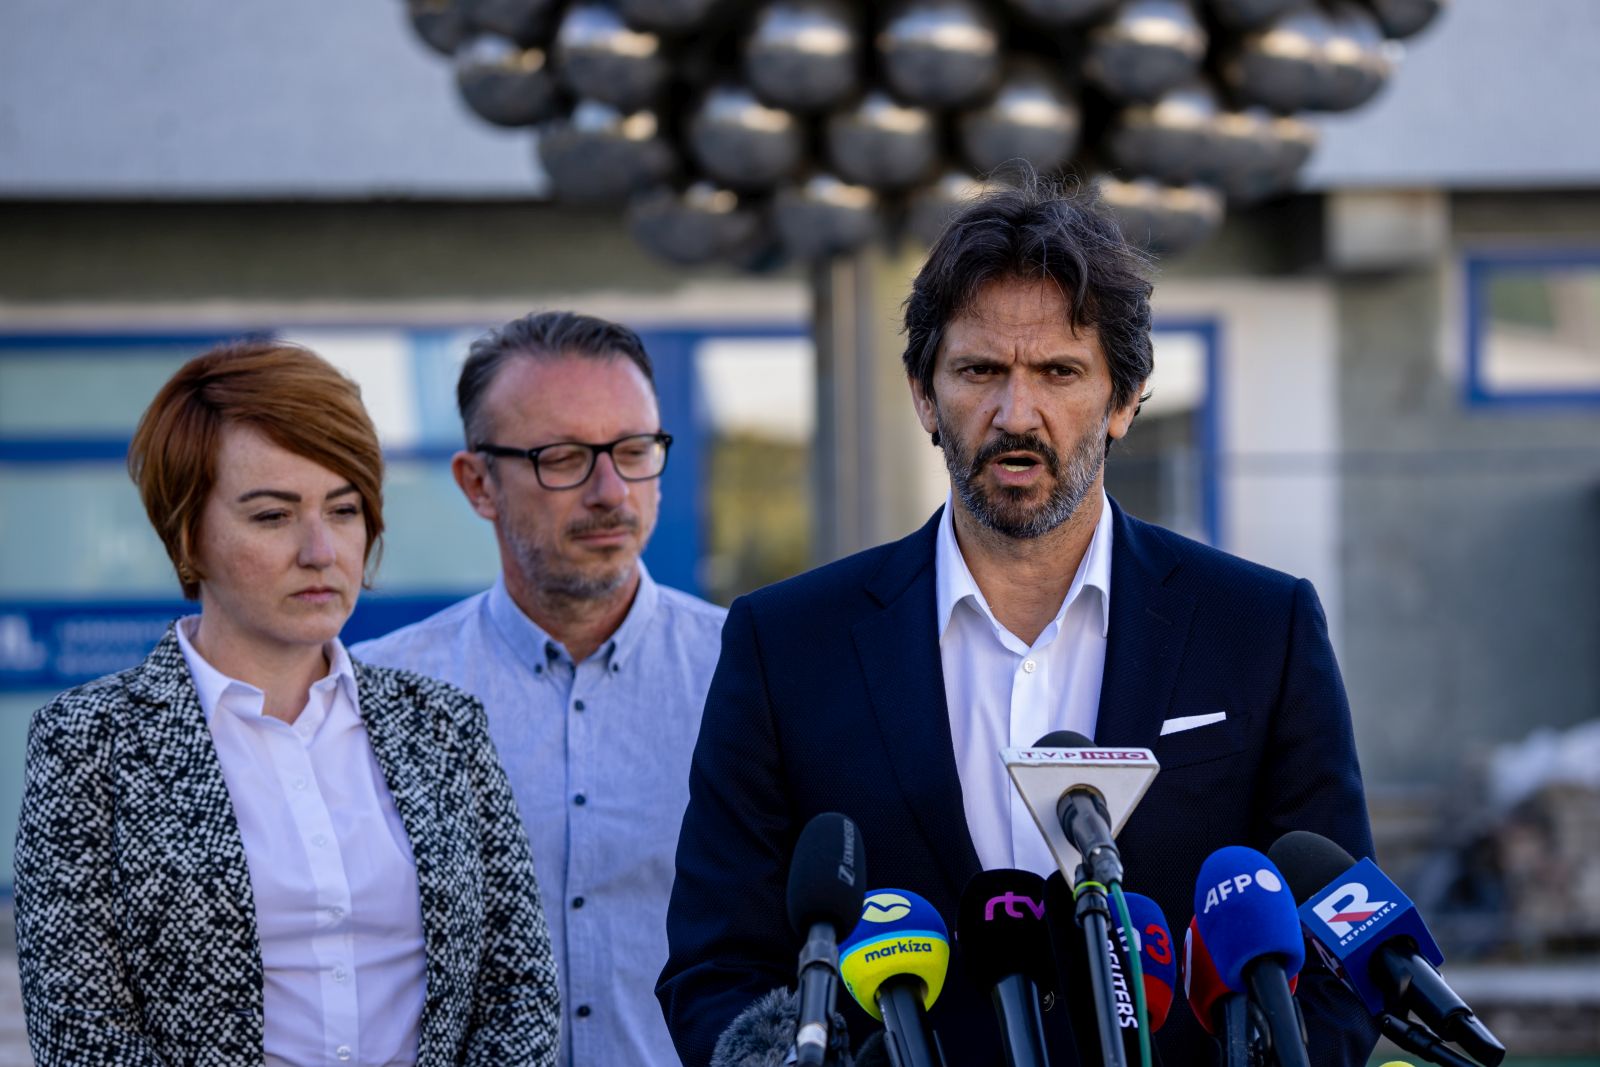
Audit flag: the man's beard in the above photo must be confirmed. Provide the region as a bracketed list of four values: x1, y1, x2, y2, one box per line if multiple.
[502, 502, 642, 601]
[937, 408, 1109, 540]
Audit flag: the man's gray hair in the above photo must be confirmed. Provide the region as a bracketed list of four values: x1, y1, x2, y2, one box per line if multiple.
[458, 310, 656, 446]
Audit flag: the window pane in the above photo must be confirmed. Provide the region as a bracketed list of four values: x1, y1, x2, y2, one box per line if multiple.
[0, 347, 195, 435]
[1480, 265, 1600, 393]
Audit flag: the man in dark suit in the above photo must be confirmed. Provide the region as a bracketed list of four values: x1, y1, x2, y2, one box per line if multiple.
[659, 179, 1378, 1066]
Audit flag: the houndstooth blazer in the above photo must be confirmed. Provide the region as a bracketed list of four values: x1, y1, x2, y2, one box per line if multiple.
[13, 627, 560, 1067]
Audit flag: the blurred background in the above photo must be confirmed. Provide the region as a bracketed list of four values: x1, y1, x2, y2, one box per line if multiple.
[1, 0, 1597, 1062]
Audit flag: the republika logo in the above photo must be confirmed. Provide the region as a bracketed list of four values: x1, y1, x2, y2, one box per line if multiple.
[1312, 882, 1390, 939]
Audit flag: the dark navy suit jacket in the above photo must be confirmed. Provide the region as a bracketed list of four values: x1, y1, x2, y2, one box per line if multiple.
[660, 502, 1378, 1066]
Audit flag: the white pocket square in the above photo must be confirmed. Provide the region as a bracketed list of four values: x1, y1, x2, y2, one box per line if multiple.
[1160, 712, 1227, 736]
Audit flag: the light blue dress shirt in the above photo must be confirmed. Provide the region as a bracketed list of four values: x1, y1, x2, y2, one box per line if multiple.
[353, 563, 726, 1067]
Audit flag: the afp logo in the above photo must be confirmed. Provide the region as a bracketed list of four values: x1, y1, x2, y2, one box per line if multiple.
[1200, 867, 1283, 914]
[1312, 882, 1390, 939]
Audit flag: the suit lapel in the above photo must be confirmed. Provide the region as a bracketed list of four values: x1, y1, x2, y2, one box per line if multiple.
[853, 511, 983, 899]
[354, 665, 450, 1052]
[1095, 502, 1197, 750]
[125, 631, 262, 994]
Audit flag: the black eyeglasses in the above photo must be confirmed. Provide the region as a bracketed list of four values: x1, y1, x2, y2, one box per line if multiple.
[475, 432, 673, 490]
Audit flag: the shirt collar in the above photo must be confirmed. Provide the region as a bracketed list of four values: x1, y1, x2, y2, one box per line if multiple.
[174, 614, 358, 721]
[486, 560, 660, 674]
[934, 489, 1115, 643]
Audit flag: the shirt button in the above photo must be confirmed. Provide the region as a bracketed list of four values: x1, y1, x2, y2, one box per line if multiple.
[572, 896, 585, 909]
[333, 965, 347, 982]
[311, 834, 328, 847]
[576, 1005, 592, 1018]
[336, 1046, 352, 1061]
[574, 700, 586, 712]
[327, 906, 344, 921]
[292, 776, 309, 791]
[1023, 659, 1037, 674]
[573, 794, 587, 806]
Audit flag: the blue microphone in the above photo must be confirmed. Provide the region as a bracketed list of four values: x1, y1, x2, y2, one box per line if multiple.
[1270, 831, 1505, 1067]
[1193, 846, 1310, 1067]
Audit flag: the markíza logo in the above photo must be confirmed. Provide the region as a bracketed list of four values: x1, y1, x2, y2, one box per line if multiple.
[861, 893, 912, 923]
[1201, 868, 1284, 913]
[862, 938, 936, 963]
[1312, 882, 1390, 938]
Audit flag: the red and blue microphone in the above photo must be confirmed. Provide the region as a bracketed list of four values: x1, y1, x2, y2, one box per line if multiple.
[1193, 846, 1310, 1067]
[1111, 891, 1175, 1032]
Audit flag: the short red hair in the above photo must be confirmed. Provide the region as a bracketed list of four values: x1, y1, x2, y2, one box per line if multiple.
[127, 339, 386, 599]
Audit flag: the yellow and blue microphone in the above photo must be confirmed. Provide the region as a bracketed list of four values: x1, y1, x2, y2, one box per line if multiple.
[839, 889, 950, 1067]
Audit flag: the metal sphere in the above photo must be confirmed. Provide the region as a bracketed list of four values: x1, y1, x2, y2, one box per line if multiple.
[1003, 0, 1120, 27]
[1363, 0, 1445, 39]
[907, 170, 997, 246]
[1096, 175, 1225, 255]
[455, 35, 562, 127]
[1085, 0, 1208, 104]
[1220, 8, 1329, 112]
[460, 0, 559, 45]
[744, 0, 862, 112]
[1313, 4, 1393, 111]
[773, 172, 882, 259]
[628, 182, 768, 265]
[958, 60, 1080, 174]
[617, 0, 720, 35]
[1202, 0, 1300, 31]
[877, 0, 1002, 109]
[538, 100, 678, 203]
[408, 0, 466, 56]
[825, 91, 940, 189]
[687, 84, 807, 189]
[1106, 80, 1223, 185]
[554, 3, 669, 113]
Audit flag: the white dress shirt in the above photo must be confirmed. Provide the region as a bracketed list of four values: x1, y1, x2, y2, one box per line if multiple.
[176, 617, 427, 1067]
[936, 491, 1115, 878]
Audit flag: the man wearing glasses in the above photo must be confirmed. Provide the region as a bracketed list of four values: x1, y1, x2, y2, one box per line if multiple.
[354, 311, 727, 1067]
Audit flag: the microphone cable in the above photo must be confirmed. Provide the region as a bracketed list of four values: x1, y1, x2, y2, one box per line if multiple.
[1107, 882, 1152, 1067]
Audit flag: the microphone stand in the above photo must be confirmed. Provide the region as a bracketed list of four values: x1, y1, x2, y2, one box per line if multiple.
[1378, 1013, 1480, 1067]
[1073, 863, 1129, 1067]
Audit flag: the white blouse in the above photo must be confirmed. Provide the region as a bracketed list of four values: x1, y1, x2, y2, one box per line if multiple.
[177, 616, 426, 1067]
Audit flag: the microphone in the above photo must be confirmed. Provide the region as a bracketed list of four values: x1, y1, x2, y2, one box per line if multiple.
[788, 813, 867, 1067]
[1269, 831, 1506, 1067]
[1044, 870, 1140, 1067]
[1111, 891, 1176, 1032]
[709, 988, 855, 1067]
[1183, 917, 1254, 1067]
[1193, 846, 1310, 1067]
[1002, 730, 1159, 884]
[957, 869, 1053, 1067]
[839, 889, 950, 1067]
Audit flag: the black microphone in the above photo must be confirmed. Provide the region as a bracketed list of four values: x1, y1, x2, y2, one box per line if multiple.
[1014, 730, 1158, 885]
[788, 813, 867, 1067]
[1045, 870, 1140, 1067]
[1269, 831, 1506, 1067]
[957, 870, 1054, 1067]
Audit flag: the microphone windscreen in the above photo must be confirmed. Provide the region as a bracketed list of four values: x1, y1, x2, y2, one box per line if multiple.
[1193, 846, 1305, 990]
[708, 988, 854, 1067]
[839, 888, 950, 1020]
[1268, 829, 1359, 905]
[1033, 729, 1093, 748]
[853, 1031, 889, 1067]
[1114, 891, 1175, 1030]
[788, 812, 867, 938]
[957, 869, 1054, 990]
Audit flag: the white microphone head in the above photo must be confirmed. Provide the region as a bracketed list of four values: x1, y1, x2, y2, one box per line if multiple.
[1002, 741, 1159, 881]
